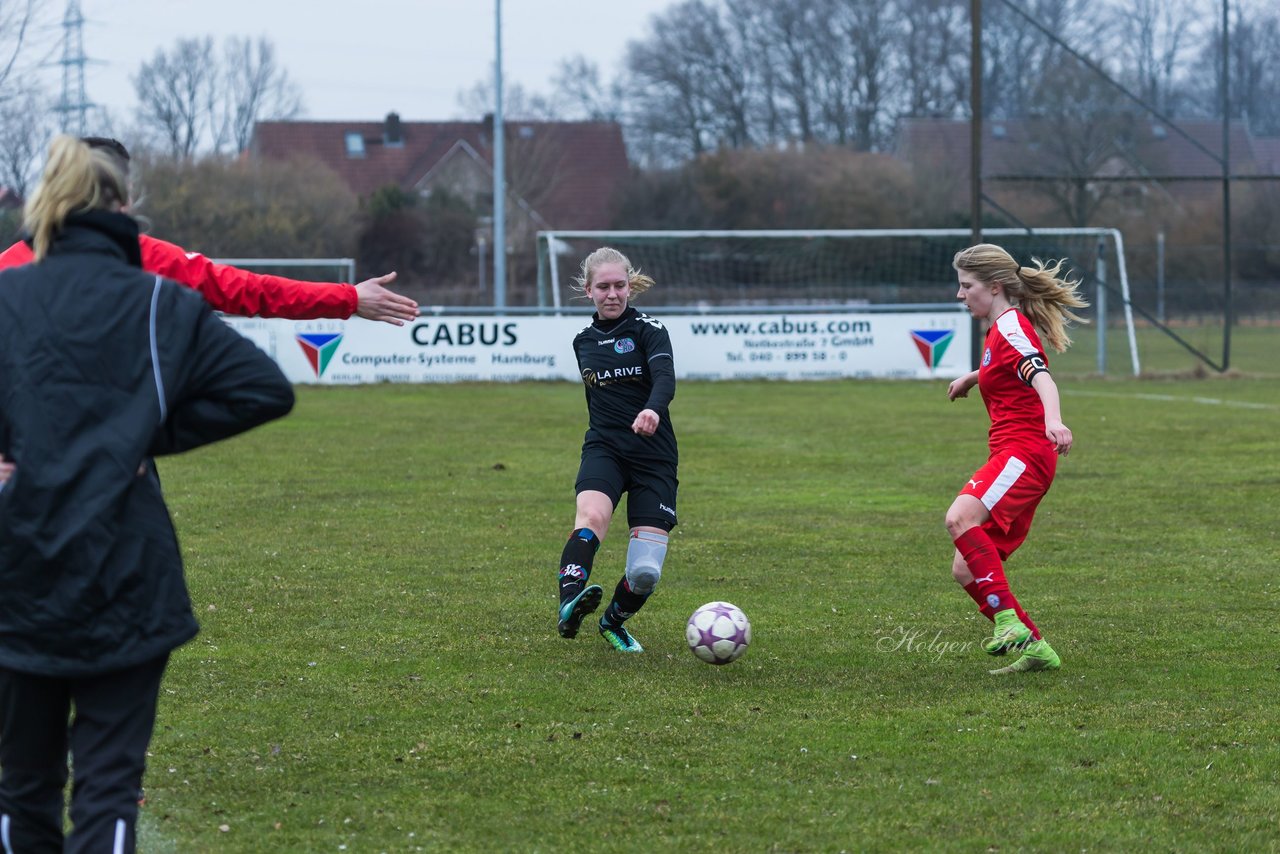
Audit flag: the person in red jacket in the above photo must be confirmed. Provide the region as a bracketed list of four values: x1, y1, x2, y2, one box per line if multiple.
[0, 137, 419, 326]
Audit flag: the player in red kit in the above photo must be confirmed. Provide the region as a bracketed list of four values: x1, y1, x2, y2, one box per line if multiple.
[945, 243, 1088, 674]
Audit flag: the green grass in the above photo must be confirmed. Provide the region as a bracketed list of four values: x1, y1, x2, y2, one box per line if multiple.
[1054, 322, 1278, 378]
[137, 370, 1280, 851]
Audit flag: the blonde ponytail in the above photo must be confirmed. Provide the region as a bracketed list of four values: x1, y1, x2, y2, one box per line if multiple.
[23, 135, 129, 260]
[953, 243, 1089, 353]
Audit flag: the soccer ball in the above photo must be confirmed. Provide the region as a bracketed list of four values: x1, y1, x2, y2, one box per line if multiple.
[686, 601, 751, 665]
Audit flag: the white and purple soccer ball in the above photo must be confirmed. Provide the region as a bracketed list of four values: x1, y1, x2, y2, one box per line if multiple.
[686, 601, 751, 665]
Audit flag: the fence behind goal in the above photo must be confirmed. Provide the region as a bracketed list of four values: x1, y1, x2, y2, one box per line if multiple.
[536, 228, 1139, 374]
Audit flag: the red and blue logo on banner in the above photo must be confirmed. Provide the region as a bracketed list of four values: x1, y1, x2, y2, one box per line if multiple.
[909, 329, 954, 369]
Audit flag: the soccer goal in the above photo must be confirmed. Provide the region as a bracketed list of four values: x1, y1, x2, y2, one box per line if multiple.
[535, 228, 1140, 375]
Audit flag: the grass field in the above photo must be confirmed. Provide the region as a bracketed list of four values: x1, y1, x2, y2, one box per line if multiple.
[137, 338, 1279, 851]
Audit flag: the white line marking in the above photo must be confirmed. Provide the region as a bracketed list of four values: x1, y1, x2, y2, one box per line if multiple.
[1068, 390, 1278, 411]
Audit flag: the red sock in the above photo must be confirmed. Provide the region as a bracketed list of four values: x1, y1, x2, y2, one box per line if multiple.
[955, 528, 1041, 640]
[962, 580, 997, 621]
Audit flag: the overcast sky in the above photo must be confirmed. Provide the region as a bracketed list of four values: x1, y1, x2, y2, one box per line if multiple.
[60, 0, 677, 125]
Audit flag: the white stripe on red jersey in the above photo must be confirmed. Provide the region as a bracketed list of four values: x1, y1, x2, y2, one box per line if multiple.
[979, 308, 1052, 453]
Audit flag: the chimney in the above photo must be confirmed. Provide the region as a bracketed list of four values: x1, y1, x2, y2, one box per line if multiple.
[384, 112, 403, 146]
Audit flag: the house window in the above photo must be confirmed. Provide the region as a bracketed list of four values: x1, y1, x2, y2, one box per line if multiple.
[345, 132, 366, 158]
[518, 125, 534, 139]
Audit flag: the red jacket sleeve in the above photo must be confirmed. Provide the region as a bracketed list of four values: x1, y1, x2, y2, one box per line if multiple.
[138, 235, 359, 319]
[0, 240, 35, 270]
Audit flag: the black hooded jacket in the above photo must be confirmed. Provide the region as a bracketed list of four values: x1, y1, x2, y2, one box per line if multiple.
[0, 210, 294, 677]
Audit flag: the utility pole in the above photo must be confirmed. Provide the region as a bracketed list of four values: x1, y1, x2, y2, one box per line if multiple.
[493, 0, 507, 311]
[55, 1, 93, 136]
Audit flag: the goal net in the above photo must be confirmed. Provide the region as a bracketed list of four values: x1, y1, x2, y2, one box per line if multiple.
[536, 228, 1139, 374]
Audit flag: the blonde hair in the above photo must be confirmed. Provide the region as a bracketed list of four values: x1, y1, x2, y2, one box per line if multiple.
[953, 243, 1090, 352]
[23, 135, 130, 260]
[572, 246, 655, 299]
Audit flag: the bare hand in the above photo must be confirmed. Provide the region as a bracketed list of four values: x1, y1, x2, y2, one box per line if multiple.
[1045, 421, 1073, 455]
[632, 409, 659, 437]
[948, 374, 977, 401]
[355, 272, 418, 325]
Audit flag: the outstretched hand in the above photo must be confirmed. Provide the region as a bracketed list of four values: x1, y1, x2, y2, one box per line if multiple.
[0, 454, 12, 486]
[355, 272, 418, 325]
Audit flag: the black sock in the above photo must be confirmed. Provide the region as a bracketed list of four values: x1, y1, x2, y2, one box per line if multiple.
[602, 576, 648, 627]
[558, 528, 600, 603]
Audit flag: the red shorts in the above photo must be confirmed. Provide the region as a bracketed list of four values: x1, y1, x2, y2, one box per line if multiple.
[960, 447, 1057, 559]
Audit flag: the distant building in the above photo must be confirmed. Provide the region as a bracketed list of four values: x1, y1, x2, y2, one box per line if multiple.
[895, 117, 1279, 222]
[251, 112, 629, 233]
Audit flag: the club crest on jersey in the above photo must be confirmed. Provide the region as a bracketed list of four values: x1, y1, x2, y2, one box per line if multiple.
[614, 337, 636, 354]
[295, 321, 346, 377]
[909, 329, 954, 368]
[982, 347, 992, 367]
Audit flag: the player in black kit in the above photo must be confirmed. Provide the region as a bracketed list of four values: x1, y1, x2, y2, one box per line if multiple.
[556, 247, 678, 653]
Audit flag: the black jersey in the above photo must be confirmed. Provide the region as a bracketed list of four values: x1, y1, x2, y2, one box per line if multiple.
[573, 306, 678, 463]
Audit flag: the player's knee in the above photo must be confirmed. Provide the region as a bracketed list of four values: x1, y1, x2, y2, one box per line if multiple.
[625, 530, 668, 595]
[945, 507, 981, 539]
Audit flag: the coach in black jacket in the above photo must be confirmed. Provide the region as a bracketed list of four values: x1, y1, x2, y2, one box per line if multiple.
[0, 136, 294, 853]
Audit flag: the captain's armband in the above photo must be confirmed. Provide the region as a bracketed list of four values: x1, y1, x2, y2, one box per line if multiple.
[1016, 354, 1049, 386]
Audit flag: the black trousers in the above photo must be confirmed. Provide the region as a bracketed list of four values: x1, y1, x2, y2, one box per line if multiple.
[0, 654, 168, 854]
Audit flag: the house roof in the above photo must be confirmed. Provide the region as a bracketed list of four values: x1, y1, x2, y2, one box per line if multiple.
[250, 115, 629, 230]
[895, 116, 1269, 181]
[1254, 136, 1280, 174]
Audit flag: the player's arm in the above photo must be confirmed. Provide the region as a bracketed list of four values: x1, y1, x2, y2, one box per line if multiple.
[1023, 356, 1072, 455]
[139, 235, 417, 324]
[149, 286, 295, 456]
[948, 369, 979, 400]
[0, 240, 35, 270]
[633, 325, 675, 437]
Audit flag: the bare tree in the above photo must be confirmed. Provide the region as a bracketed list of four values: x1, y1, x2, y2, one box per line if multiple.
[898, 0, 969, 118]
[133, 37, 219, 158]
[549, 56, 623, 122]
[456, 72, 557, 120]
[0, 0, 39, 102]
[1011, 59, 1142, 226]
[1188, 0, 1280, 134]
[1105, 0, 1197, 116]
[982, 0, 1101, 120]
[625, 0, 761, 162]
[221, 37, 303, 153]
[812, 0, 898, 150]
[0, 86, 53, 197]
[729, 0, 822, 142]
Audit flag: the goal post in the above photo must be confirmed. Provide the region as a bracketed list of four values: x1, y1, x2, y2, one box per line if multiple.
[536, 228, 1140, 375]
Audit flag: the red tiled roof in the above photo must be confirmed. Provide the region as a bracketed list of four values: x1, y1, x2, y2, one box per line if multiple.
[251, 116, 628, 230]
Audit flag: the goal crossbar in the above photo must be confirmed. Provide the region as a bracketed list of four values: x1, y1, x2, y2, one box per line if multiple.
[536, 228, 1139, 375]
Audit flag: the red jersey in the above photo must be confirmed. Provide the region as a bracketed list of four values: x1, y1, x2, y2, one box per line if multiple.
[0, 235, 358, 320]
[978, 308, 1053, 455]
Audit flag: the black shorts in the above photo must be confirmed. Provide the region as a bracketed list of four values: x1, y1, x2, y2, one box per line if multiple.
[575, 445, 678, 531]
